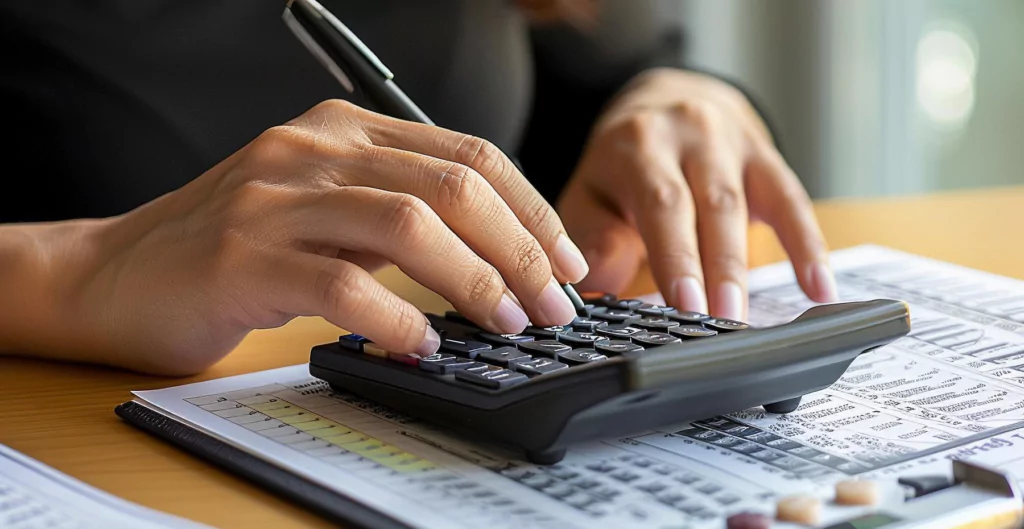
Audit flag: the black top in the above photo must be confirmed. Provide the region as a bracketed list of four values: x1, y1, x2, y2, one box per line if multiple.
[0, 0, 680, 222]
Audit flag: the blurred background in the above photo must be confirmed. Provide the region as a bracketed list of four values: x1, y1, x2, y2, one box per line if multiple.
[666, 0, 1023, 199]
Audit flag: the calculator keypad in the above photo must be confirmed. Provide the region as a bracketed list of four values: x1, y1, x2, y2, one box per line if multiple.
[335, 294, 747, 391]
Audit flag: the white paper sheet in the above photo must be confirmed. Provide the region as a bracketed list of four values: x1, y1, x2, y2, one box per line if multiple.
[132, 245, 1024, 528]
[0, 443, 209, 529]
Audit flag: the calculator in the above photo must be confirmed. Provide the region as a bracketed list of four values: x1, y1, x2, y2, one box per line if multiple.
[308, 294, 910, 464]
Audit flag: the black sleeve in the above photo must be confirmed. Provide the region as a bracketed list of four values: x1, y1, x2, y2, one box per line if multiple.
[516, 3, 782, 205]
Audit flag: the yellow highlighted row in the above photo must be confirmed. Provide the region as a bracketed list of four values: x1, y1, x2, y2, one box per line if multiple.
[250, 402, 437, 473]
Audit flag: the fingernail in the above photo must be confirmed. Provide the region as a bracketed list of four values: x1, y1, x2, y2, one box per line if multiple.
[415, 326, 441, 357]
[494, 294, 529, 333]
[809, 262, 839, 302]
[536, 277, 577, 326]
[552, 233, 590, 284]
[672, 276, 708, 313]
[715, 281, 745, 320]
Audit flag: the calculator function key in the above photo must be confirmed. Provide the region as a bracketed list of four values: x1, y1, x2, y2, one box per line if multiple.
[477, 347, 532, 367]
[590, 307, 640, 323]
[595, 324, 643, 339]
[558, 349, 609, 365]
[595, 340, 645, 356]
[666, 311, 711, 324]
[477, 332, 535, 347]
[514, 358, 569, 376]
[388, 353, 421, 366]
[669, 325, 719, 340]
[455, 365, 529, 389]
[704, 318, 749, 332]
[338, 334, 370, 352]
[438, 338, 492, 358]
[363, 343, 390, 358]
[609, 298, 644, 310]
[558, 331, 610, 348]
[517, 340, 572, 358]
[631, 332, 682, 347]
[632, 317, 681, 332]
[524, 325, 571, 340]
[570, 317, 607, 332]
[635, 304, 677, 317]
[418, 354, 477, 374]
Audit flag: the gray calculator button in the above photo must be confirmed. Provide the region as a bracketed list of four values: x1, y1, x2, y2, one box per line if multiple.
[595, 340, 645, 356]
[704, 318, 749, 332]
[455, 366, 529, 389]
[632, 317, 680, 331]
[558, 331, 610, 348]
[669, 325, 718, 339]
[517, 339, 571, 357]
[595, 324, 643, 339]
[558, 349, 609, 365]
[477, 347, 532, 367]
[513, 358, 569, 376]
[666, 310, 711, 324]
[631, 332, 682, 347]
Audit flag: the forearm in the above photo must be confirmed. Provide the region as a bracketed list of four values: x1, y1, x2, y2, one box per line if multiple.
[0, 219, 114, 365]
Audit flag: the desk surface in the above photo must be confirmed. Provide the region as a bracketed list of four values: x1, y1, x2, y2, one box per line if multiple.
[3, 185, 1024, 528]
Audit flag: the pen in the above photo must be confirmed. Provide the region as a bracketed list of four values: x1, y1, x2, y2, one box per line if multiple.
[282, 0, 587, 312]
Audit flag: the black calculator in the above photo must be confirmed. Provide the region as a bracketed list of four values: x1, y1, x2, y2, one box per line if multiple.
[309, 295, 909, 464]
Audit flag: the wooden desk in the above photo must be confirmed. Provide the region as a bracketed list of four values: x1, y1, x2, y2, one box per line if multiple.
[2, 185, 1024, 528]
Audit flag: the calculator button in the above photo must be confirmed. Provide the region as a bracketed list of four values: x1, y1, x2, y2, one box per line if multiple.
[557, 331, 610, 348]
[558, 349, 609, 365]
[517, 340, 571, 357]
[477, 332, 535, 347]
[669, 325, 718, 339]
[514, 358, 569, 376]
[524, 325, 570, 340]
[585, 293, 618, 307]
[439, 338, 492, 358]
[576, 303, 597, 317]
[632, 317, 680, 331]
[418, 353, 457, 372]
[570, 316, 607, 332]
[595, 324, 643, 339]
[635, 304, 677, 317]
[631, 332, 682, 347]
[363, 343, 389, 358]
[338, 333, 370, 352]
[666, 310, 711, 324]
[590, 307, 640, 323]
[419, 354, 477, 374]
[455, 365, 529, 389]
[609, 298, 643, 310]
[595, 340, 645, 356]
[477, 347, 532, 367]
[704, 318, 749, 332]
[388, 353, 420, 366]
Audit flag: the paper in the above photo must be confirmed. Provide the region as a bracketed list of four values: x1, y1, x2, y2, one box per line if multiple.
[132, 245, 1024, 528]
[0, 443, 209, 529]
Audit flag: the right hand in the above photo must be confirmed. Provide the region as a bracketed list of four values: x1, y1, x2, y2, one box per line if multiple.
[60, 100, 590, 374]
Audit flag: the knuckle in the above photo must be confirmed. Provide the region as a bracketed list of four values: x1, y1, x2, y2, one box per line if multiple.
[673, 100, 722, 135]
[249, 126, 308, 165]
[520, 198, 556, 232]
[697, 182, 743, 215]
[433, 162, 484, 216]
[612, 111, 660, 151]
[653, 246, 702, 271]
[455, 135, 508, 181]
[317, 263, 367, 322]
[508, 237, 548, 283]
[313, 98, 358, 116]
[463, 264, 503, 307]
[643, 179, 689, 210]
[382, 195, 433, 248]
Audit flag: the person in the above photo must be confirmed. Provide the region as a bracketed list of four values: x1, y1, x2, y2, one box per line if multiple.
[0, 0, 836, 376]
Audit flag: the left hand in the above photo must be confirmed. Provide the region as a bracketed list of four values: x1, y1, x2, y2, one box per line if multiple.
[557, 68, 837, 320]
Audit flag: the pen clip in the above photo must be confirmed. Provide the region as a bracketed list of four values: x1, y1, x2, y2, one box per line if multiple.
[282, 7, 355, 93]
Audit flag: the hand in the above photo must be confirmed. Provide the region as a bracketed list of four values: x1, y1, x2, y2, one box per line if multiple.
[557, 68, 837, 319]
[22, 100, 590, 375]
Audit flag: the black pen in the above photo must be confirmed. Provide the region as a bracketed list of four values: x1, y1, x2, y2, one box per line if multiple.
[282, 0, 587, 311]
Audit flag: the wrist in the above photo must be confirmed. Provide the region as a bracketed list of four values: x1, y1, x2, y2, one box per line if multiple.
[0, 218, 117, 363]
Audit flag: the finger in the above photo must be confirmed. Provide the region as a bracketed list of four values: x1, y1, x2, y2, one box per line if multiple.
[366, 119, 590, 286]
[557, 179, 646, 295]
[685, 149, 748, 320]
[294, 187, 531, 334]
[747, 148, 836, 303]
[276, 252, 441, 357]
[612, 139, 707, 313]
[329, 145, 576, 326]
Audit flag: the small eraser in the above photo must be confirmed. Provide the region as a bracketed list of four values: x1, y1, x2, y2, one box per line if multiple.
[834, 479, 880, 506]
[775, 494, 822, 525]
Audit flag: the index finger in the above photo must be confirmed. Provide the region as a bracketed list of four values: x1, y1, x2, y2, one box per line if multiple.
[367, 116, 591, 286]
